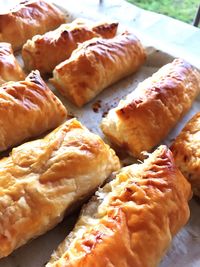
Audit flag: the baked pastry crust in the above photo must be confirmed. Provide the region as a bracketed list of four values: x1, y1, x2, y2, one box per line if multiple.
[0, 70, 67, 151]
[22, 18, 118, 74]
[0, 118, 120, 258]
[47, 145, 191, 267]
[0, 42, 25, 85]
[0, 0, 65, 51]
[51, 32, 146, 107]
[171, 112, 200, 197]
[101, 58, 200, 159]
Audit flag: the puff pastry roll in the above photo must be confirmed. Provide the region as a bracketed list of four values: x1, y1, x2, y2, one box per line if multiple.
[0, 0, 65, 51]
[0, 70, 67, 151]
[22, 18, 118, 74]
[0, 118, 120, 258]
[101, 58, 200, 159]
[0, 42, 25, 85]
[51, 32, 146, 107]
[47, 145, 191, 267]
[171, 112, 200, 197]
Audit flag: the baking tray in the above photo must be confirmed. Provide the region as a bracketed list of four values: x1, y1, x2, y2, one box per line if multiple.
[0, 1, 200, 267]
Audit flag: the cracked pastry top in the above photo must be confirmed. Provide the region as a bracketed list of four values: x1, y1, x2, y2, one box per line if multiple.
[46, 145, 191, 267]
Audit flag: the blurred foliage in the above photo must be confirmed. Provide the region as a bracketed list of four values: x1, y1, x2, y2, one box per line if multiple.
[127, 0, 199, 24]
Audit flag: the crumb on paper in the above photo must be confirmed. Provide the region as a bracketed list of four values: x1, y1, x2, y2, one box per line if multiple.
[102, 111, 108, 117]
[92, 100, 102, 113]
[67, 113, 75, 119]
[101, 98, 119, 118]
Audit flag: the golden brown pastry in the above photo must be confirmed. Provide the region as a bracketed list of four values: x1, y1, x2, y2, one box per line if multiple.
[0, 70, 67, 151]
[0, 118, 120, 259]
[46, 145, 191, 267]
[22, 18, 118, 74]
[0, 0, 65, 51]
[0, 77, 4, 84]
[0, 42, 25, 85]
[171, 112, 200, 197]
[51, 32, 146, 107]
[101, 58, 200, 159]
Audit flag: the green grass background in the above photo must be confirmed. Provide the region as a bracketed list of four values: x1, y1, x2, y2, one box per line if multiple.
[127, 0, 199, 23]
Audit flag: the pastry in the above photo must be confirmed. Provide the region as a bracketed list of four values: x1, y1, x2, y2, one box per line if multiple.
[171, 112, 200, 197]
[46, 145, 191, 267]
[51, 31, 146, 107]
[101, 58, 200, 159]
[0, 42, 25, 85]
[0, 118, 120, 258]
[0, 0, 65, 51]
[0, 70, 67, 151]
[22, 18, 118, 74]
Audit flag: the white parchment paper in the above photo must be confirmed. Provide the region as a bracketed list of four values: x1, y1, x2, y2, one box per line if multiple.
[0, 1, 199, 266]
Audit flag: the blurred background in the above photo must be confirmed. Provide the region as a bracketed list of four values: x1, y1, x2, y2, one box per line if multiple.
[127, 0, 200, 24]
[1, 0, 200, 26]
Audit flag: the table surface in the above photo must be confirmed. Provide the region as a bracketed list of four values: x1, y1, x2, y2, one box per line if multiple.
[0, 1, 200, 267]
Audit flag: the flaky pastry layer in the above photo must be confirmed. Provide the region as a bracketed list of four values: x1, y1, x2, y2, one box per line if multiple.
[51, 31, 146, 107]
[0, 118, 120, 258]
[0, 0, 65, 51]
[171, 112, 200, 197]
[22, 18, 118, 74]
[0, 70, 67, 151]
[0, 42, 25, 85]
[47, 145, 191, 267]
[101, 58, 200, 159]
